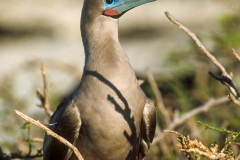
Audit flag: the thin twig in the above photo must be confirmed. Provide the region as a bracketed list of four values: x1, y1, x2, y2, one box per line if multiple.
[37, 64, 53, 118]
[145, 68, 171, 125]
[145, 69, 181, 153]
[42, 64, 50, 112]
[165, 11, 227, 76]
[19, 137, 43, 143]
[152, 96, 229, 145]
[15, 110, 84, 160]
[232, 48, 240, 61]
[165, 11, 240, 107]
[229, 93, 240, 106]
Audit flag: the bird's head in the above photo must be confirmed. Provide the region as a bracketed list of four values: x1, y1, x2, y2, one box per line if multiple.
[80, 0, 155, 46]
[82, 0, 155, 20]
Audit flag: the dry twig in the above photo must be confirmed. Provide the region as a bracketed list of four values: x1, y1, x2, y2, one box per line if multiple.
[165, 11, 240, 107]
[19, 137, 43, 143]
[145, 69, 182, 155]
[145, 68, 171, 125]
[164, 12, 227, 75]
[232, 49, 240, 62]
[153, 96, 229, 145]
[15, 110, 84, 160]
[37, 64, 53, 118]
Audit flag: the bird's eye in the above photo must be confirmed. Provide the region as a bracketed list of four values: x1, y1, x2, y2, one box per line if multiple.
[105, 0, 114, 5]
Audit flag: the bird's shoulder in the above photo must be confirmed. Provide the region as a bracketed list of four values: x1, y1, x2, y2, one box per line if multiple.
[49, 97, 81, 134]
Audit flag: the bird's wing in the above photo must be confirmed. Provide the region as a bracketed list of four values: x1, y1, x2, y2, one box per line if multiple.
[138, 98, 156, 159]
[43, 98, 81, 160]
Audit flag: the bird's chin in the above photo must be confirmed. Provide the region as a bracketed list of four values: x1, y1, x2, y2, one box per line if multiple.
[103, 8, 120, 16]
[103, 9, 126, 18]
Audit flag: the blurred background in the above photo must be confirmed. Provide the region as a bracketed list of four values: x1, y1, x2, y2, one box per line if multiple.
[0, 0, 240, 159]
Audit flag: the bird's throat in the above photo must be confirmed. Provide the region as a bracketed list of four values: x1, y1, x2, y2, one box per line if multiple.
[81, 16, 129, 71]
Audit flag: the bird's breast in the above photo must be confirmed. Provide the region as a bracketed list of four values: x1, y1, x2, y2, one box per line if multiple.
[74, 67, 146, 159]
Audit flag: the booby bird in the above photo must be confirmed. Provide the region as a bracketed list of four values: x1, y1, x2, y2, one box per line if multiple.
[43, 0, 156, 159]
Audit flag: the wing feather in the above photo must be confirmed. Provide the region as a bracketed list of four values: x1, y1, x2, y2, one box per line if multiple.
[43, 98, 81, 160]
[138, 98, 156, 159]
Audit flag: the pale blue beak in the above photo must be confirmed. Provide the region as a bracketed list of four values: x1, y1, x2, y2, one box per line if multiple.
[103, 0, 156, 17]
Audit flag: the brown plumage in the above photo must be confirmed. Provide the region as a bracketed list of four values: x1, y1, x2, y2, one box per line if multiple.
[43, 0, 156, 159]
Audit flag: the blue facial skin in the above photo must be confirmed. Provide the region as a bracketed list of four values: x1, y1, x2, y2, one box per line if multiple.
[104, 0, 120, 10]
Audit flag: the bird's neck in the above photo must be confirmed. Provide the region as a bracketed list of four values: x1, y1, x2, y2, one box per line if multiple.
[81, 15, 129, 71]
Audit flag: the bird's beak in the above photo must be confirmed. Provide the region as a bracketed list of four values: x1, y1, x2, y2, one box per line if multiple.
[103, 0, 155, 17]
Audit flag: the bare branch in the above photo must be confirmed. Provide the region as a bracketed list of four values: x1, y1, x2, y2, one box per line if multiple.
[145, 68, 171, 125]
[19, 137, 43, 143]
[229, 93, 240, 107]
[153, 96, 229, 145]
[41, 64, 50, 111]
[15, 110, 84, 160]
[37, 64, 53, 118]
[165, 11, 227, 76]
[165, 11, 240, 107]
[145, 69, 181, 154]
[232, 49, 240, 61]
